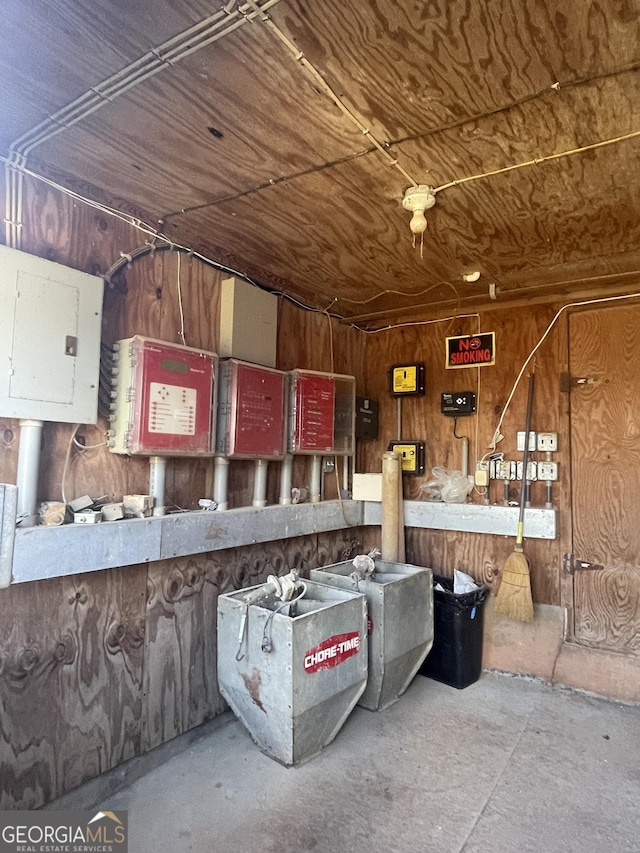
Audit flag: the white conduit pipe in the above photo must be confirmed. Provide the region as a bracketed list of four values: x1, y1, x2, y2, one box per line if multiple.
[3, 0, 282, 247]
[310, 456, 322, 503]
[149, 456, 167, 517]
[279, 454, 293, 505]
[214, 456, 230, 511]
[252, 459, 268, 508]
[16, 419, 43, 527]
[461, 436, 469, 478]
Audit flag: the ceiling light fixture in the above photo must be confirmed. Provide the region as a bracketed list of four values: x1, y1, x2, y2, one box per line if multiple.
[402, 185, 436, 257]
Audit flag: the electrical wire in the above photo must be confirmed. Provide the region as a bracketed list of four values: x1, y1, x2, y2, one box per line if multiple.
[245, 0, 418, 188]
[334, 281, 460, 307]
[73, 436, 108, 450]
[176, 251, 186, 345]
[433, 129, 640, 195]
[489, 289, 640, 450]
[60, 424, 80, 505]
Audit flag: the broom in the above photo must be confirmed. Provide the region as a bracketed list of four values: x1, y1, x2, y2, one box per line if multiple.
[495, 371, 535, 622]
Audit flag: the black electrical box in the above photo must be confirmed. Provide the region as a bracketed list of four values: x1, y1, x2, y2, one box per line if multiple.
[441, 391, 476, 416]
[389, 363, 425, 396]
[355, 396, 379, 440]
[388, 440, 425, 475]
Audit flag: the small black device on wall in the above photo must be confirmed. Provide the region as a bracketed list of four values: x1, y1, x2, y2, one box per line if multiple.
[355, 396, 379, 440]
[441, 391, 476, 417]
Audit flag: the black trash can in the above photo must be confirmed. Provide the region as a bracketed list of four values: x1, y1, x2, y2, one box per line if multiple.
[419, 574, 489, 689]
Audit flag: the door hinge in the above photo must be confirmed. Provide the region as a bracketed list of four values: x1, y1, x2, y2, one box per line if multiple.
[563, 552, 604, 574]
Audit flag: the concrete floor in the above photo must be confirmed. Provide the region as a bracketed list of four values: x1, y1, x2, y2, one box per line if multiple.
[49, 672, 640, 853]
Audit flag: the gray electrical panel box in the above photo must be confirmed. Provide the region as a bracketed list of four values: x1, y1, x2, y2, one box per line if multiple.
[0, 245, 104, 423]
[219, 276, 278, 368]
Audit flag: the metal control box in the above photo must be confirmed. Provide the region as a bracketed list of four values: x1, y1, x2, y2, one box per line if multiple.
[288, 370, 355, 455]
[311, 560, 433, 711]
[218, 579, 367, 765]
[216, 359, 287, 458]
[109, 336, 217, 456]
[0, 245, 103, 423]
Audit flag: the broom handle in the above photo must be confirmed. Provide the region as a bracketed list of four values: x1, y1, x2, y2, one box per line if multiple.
[516, 372, 536, 548]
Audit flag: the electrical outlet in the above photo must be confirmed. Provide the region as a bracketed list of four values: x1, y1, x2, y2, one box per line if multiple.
[537, 432, 558, 452]
[474, 462, 489, 487]
[517, 431, 537, 452]
[538, 461, 559, 480]
[322, 457, 336, 474]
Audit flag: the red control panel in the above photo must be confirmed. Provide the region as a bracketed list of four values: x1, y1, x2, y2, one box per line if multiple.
[112, 337, 217, 456]
[220, 360, 287, 458]
[292, 372, 335, 453]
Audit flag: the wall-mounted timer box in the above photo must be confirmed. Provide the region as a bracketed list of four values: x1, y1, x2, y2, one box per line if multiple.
[388, 440, 426, 475]
[288, 370, 355, 455]
[441, 391, 477, 416]
[0, 244, 103, 423]
[109, 336, 217, 456]
[389, 363, 425, 396]
[217, 359, 287, 459]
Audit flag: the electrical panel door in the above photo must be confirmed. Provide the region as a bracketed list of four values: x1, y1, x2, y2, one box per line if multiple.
[0, 245, 103, 423]
[217, 359, 287, 458]
[109, 336, 217, 456]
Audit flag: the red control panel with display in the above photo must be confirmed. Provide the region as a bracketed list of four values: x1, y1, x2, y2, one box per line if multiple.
[110, 337, 217, 456]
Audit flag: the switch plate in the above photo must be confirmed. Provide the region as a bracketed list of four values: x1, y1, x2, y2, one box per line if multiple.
[517, 431, 537, 452]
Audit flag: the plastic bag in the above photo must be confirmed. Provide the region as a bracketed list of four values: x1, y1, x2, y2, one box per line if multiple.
[453, 569, 480, 594]
[421, 467, 473, 503]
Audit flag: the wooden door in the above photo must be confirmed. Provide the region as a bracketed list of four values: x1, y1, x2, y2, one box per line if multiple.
[569, 303, 640, 653]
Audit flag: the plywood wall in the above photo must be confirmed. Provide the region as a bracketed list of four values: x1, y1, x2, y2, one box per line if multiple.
[0, 175, 375, 809]
[358, 306, 569, 605]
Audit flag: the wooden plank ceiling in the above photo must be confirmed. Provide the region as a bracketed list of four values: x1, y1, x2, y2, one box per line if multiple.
[2, 0, 640, 324]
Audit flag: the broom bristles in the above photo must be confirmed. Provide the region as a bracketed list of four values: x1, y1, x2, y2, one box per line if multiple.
[495, 549, 534, 622]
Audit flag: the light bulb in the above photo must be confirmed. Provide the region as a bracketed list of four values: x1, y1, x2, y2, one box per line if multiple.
[410, 208, 427, 235]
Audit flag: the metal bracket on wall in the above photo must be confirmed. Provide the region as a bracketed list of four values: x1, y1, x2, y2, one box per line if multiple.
[563, 552, 604, 574]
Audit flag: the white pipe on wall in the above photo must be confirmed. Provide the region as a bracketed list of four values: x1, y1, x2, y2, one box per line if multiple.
[461, 436, 469, 478]
[253, 459, 268, 508]
[279, 454, 293, 505]
[149, 456, 167, 517]
[310, 455, 322, 503]
[16, 419, 43, 527]
[214, 456, 230, 511]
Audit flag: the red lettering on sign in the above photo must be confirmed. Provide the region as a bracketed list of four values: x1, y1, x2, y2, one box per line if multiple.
[367, 615, 374, 636]
[304, 632, 361, 673]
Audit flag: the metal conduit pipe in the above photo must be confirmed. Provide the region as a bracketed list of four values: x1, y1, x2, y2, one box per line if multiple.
[279, 454, 293, 505]
[310, 456, 322, 503]
[214, 456, 230, 511]
[149, 456, 167, 517]
[16, 419, 43, 527]
[253, 459, 268, 508]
